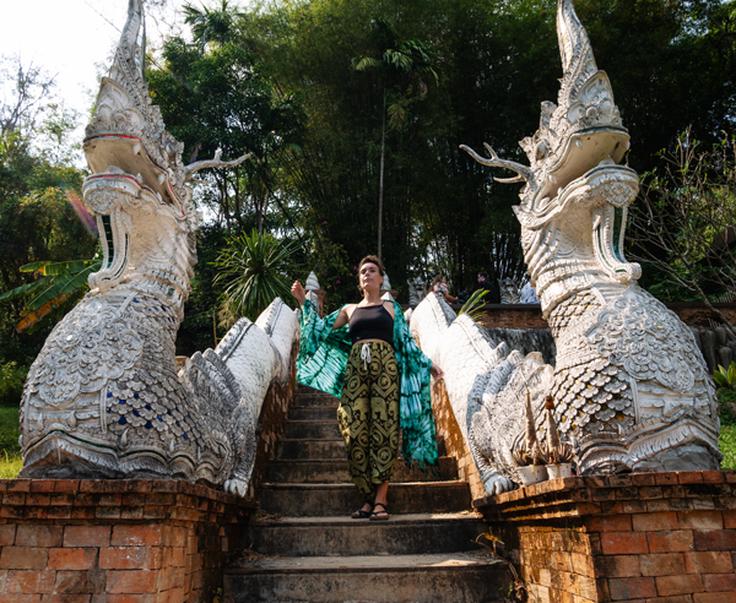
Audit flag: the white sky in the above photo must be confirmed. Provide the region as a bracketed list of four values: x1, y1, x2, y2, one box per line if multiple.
[0, 1, 251, 149]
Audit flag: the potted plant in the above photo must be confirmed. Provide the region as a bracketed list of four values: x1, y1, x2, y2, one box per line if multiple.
[512, 391, 547, 485]
[541, 396, 575, 478]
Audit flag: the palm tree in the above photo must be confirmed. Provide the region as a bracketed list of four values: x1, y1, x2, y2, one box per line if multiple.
[183, 0, 241, 51]
[353, 20, 437, 259]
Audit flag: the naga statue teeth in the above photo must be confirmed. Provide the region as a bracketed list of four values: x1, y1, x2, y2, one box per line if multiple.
[19, 0, 295, 495]
[434, 0, 721, 492]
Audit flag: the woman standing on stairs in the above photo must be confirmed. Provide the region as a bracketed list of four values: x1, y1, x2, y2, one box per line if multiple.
[291, 255, 441, 521]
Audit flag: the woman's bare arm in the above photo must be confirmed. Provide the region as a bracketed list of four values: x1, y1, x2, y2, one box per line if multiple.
[332, 304, 352, 329]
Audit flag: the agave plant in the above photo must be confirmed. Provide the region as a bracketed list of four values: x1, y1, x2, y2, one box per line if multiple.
[212, 228, 300, 324]
[0, 257, 101, 332]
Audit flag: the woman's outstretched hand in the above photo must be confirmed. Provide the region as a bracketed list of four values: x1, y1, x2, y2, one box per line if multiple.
[291, 280, 306, 306]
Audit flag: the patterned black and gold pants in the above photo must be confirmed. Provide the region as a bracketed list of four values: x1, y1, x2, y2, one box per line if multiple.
[338, 339, 399, 496]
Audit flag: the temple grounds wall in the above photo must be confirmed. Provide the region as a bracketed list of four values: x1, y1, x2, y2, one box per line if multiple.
[0, 479, 253, 602]
[475, 471, 736, 603]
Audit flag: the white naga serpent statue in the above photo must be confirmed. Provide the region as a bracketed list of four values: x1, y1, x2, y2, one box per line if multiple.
[411, 0, 721, 494]
[18, 0, 298, 496]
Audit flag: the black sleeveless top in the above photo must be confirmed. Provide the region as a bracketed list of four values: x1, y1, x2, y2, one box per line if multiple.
[349, 304, 394, 346]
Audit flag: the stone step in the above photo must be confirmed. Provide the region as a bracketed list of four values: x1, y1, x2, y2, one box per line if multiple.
[292, 394, 339, 408]
[277, 438, 345, 460]
[223, 551, 509, 603]
[248, 512, 485, 556]
[258, 481, 471, 516]
[266, 457, 458, 483]
[289, 406, 337, 420]
[284, 419, 341, 439]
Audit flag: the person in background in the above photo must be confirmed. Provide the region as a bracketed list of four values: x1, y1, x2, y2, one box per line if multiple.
[477, 270, 501, 304]
[430, 274, 458, 304]
[291, 255, 442, 521]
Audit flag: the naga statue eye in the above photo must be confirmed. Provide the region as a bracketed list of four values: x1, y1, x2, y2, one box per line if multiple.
[535, 141, 549, 160]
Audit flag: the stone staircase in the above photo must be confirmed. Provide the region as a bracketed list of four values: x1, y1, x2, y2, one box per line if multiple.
[224, 386, 508, 602]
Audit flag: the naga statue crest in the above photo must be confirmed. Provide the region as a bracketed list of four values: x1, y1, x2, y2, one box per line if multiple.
[19, 0, 297, 495]
[410, 0, 721, 494]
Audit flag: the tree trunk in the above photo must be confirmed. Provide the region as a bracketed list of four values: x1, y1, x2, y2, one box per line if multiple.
[377, 89, 386, 259]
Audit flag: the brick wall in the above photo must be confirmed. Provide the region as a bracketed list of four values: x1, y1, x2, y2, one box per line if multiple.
[0, 479, 253, 601]
[478, 303, 736, 330]
[430, 380, 485, 500]
[475, 471, 736, 603]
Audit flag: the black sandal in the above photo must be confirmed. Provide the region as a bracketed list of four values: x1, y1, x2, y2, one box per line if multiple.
[369, 502, 389, 521]
[351, 501, 373, 519]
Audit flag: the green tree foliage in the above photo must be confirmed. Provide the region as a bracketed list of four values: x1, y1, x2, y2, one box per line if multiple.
[627, 130, 736, 319]
[0, 59, 97, 404]
[0, 61, 96, 368]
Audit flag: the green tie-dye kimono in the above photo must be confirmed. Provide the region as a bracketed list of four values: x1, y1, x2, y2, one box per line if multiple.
[296, 299, 438, 466]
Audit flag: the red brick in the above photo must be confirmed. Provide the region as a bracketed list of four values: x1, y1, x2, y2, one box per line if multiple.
[15, 525, 63, 547]
[0, 547, 48, 570]
[0, 525, 15, 546]
[609, 577, 657, 600]
[52, 480, 80, 494]
[598, 555, 641, 577]
[0, 595, 42, 602]
[640, 553, 686, 576]
[694, 594, 736, 603]
[48, 548, 97, 570]
[703, 574, 736, 591]
[655, 473, 680, 486]
[684, 551, 733, 574]
[63, 526, 110, 548]
[648, 530, 694, 552]
[111, 526, 162, 547]
[678, 511, 723, 530]
[677, 472, 705, 484]
[633, 512, 679, 531]
[5, 569, 56, 593]
[99, 547, 161, 570]
[722, 511, 736, 529]
[25, 495, 52, 507]
[39, 595, 92, 602]
[656, 575, 704, 596]
[587, 515, 633, 532]
[53, 569, 105, 594]
[6, 481, 31, 492]
[700, 470, 725, 484]
[693, 530, 736, 551]
[28, 481, 55, 493]
[648, 597, 696, 603]
[104, 596, 155, 603]
[106, 571, 157, 594]
[602, 532, 649, 555]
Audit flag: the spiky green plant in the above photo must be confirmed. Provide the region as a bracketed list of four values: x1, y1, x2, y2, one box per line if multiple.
[212, 229, 299, 324]
[458, 288, 489, 324]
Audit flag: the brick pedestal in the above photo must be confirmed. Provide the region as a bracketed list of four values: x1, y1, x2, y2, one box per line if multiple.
[475, 471, 736, 603]
[0, 479, 254, 602]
